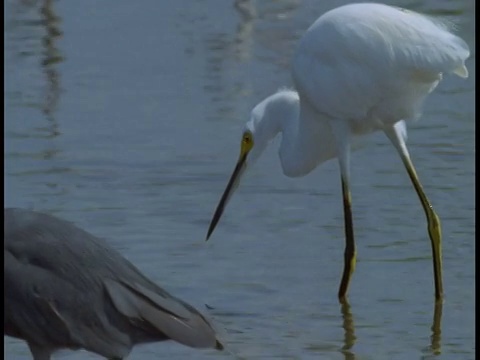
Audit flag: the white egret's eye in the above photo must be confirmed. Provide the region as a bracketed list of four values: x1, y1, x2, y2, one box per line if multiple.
[242, 132, 252, 144]
[241, 131, 254, 154]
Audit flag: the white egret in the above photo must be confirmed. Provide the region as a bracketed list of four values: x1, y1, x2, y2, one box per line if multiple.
[205, 3, 470, 302]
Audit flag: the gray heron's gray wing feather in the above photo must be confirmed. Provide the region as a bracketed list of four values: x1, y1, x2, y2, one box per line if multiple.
[104, 279, 219, 348]
[4, 208, 220, 355]
[5, 246, 132, 358]
[5, 209, 134, 357]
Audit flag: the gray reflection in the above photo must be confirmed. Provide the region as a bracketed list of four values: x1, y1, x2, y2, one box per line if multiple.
[6, 0, 63, 139]
[402, 0, 473, 16]
[39, 0, 63, 135]
[234, 0, 257, 21]
[197, 0, 304, 123]
[233, 0, 255, 62]
[5, 0, 67, 189]
[251, 0, 301, 70]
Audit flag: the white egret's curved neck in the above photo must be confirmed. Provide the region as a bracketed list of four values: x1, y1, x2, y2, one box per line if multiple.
[279, 95, 337, 177]
[246, 90, 298, 165]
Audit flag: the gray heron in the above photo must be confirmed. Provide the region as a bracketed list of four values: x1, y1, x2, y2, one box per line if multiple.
[4, 208, 223, 359]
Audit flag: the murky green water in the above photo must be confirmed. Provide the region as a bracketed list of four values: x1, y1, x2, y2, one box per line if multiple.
[4, 0, 474, 359]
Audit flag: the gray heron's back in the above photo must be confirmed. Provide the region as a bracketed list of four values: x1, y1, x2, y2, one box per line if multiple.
[4, 208, 223, 359]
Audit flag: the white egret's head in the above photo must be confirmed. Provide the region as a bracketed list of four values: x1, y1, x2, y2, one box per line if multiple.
[206, 89, 299, 240]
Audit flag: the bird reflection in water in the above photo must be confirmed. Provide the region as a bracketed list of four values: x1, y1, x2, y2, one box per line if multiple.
[429, 300, 443, 355]
[339, 299, 443, 359]
[39, 0, 63, 139]
[340, 301, 356, 360]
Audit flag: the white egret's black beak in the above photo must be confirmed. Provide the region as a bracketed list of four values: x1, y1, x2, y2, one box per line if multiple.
[206, 131, 254, 241]
[206, 152, 248, 241]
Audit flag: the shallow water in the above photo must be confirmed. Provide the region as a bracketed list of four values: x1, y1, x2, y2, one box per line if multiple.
[4, 0, 475, 359]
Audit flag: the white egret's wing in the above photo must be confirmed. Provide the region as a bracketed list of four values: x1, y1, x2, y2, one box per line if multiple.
[292, 3, 469, 122]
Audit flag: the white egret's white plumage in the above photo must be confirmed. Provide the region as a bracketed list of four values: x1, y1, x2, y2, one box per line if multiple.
[206, 3, 469, 302]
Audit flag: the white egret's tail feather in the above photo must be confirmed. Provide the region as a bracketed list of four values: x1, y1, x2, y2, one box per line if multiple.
[454, 64, 469, 78]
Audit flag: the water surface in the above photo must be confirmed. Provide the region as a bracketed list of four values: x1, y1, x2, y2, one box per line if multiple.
[4, 0, 475, 359]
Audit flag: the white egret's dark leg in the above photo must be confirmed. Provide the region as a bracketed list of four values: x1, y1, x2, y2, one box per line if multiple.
[330, 120, 356, 302]
[384, 122, 443, 300]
